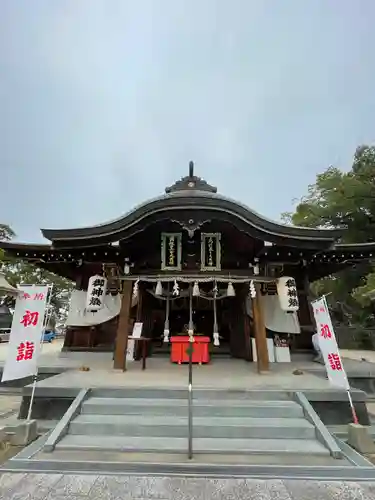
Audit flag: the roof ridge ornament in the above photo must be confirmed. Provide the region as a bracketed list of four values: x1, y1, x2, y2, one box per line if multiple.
[165, 161, 218, 194]
[189, 160, 194, 177]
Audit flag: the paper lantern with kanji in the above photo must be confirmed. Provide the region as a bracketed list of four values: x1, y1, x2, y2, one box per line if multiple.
[86, 275, 107, 312]
[276, 277, 299, 312]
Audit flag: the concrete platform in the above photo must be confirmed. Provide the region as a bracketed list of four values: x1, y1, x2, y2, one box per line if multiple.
[0, 339, 369, 426]
[3, 472, 375, 500]
[12, 354, 368, 426]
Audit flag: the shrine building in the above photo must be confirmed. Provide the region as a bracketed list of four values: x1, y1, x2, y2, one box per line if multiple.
[2, 162, 375, 372]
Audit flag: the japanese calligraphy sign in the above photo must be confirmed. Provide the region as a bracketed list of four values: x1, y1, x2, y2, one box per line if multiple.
[312, 297, 349, 390]
[276, 277, 299, 312]
[2, 285, 49, 382]
[161, 233, 182, 271]
[201, 233, 221, 271]
[86, 275, 107, 312]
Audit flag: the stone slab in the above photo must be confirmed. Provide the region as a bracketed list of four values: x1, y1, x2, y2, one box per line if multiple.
[55, 434, 330, 455]
[1, 419, 38, 446]
[347, 423, 375, 454]
[1, 473, 375, 500]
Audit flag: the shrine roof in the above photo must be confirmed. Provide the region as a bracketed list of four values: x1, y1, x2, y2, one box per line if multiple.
[38, 163, 344, 247]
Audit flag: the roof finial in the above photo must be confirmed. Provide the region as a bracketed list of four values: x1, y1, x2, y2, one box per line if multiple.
[189, 160, 194, 178]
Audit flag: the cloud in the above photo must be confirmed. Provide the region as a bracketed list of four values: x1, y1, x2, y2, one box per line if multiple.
[1, 0, 375, 242]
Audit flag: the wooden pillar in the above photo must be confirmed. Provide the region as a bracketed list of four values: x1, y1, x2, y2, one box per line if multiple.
[136, 285, 143, 322]
[134, 286, 144, 360]
[113, 281, 133, 370]
[252, 283, 269, 373]
[302, 270, 315, 327]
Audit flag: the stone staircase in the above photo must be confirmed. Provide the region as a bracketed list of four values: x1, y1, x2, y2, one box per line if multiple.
[53, 389, 332, 460]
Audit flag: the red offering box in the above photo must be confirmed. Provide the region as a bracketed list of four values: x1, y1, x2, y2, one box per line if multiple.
[170, 336, 210, 364]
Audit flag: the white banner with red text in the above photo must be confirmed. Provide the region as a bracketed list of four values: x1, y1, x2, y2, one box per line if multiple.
[1, 285, 49, 382]
[312, 296, 349, 390]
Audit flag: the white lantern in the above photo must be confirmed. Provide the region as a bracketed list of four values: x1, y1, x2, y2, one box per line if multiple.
[276, 277, 299, 312]
[86, 275, 107, 311]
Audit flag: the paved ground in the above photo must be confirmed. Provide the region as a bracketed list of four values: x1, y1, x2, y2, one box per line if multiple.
[0, 395, 20, 419]
[341, 350, 375, 364]
[0, 337, 370, 392]
[29, 357, 336, 391]
[0, 340, 63, 364]
[1, 473, 375, 500]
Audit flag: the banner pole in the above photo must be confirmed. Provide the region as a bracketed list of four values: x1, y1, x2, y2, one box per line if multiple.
[322, 295, 359, 424]
[313, 294, 359, 425]
[311, 292, 332, 305]
[26, 285, 54, 421]
[347, 389, 359, 425]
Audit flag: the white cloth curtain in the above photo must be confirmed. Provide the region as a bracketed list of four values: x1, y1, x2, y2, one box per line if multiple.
[246, 293, 300, 334]
[66, 289, 137, 327]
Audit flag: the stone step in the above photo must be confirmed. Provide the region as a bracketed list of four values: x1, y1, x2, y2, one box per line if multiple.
[69, 414, 315, 439]
[56, 434, 329, 456]
[90, 388, 291, 400]
[81, 397, 304, 418]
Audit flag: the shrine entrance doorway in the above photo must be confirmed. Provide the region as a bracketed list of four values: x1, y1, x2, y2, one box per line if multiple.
[147, 289, 248, 360]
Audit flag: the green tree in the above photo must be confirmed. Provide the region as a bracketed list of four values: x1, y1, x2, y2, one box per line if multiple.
[0, 224, 14, 262]
[0, 224, 15, 241]
[0, 224, 74, 321]
[285, 145, 375, 326]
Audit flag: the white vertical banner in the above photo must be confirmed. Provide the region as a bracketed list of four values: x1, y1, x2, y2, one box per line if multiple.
[2, 285, 49, 382]
[126, 322, 143, 362]
[312, 296, 349, 390]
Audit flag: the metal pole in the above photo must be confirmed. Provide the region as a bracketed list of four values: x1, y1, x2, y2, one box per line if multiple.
[26, 285, 53, 421]
[347, 389, 359, 424]
[188, 283, 194, 459]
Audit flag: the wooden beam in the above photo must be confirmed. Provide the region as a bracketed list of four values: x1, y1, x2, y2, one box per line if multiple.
[252, 283, 269, 373]
[113, 281, 133, 370]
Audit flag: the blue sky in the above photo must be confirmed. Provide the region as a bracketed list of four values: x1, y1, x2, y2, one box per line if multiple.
[1, 1, 375, 242]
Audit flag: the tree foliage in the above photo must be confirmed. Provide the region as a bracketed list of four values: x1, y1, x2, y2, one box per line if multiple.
[286, 145, 375, 326]
[0, 225, 74, 322]
[0, 224, 14, 262]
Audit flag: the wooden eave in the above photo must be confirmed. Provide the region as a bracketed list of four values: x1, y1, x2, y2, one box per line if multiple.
[40, 191, 342, 249]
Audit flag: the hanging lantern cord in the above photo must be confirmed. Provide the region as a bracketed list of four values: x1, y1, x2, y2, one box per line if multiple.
[213, 280, 220, 346]
[163, 283, 170, 343]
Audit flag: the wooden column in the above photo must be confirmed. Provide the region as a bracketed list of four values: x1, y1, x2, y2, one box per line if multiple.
[252, 283, 269, 373]
[113, 281, 133, 370]
[136, 285, 143, 322]
[134, 286, 144, 360]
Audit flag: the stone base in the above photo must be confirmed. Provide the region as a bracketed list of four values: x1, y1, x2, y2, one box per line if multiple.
[347, 423, 375, 454]
[1, 419, 38, 446]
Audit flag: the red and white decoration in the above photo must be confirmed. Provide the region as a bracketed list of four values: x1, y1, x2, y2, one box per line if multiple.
[312, 297, 349, 390]
[86, 275, 107, 312]
[276, 277, 299, 312]
[2, 285, 49, 382]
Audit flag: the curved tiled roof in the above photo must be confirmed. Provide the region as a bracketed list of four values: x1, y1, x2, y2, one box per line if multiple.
[37, 164, 341, 244]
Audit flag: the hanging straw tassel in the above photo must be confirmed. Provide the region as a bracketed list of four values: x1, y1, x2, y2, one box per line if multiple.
[163, 291, 170, 343]
[163, 328, 170, 343]
[192, 281, 200, 297]
[132, 279, 139, 299]
[172, 280, 179, 296]
[155, 280, 163, 296]
[213, 281, 220, 346]
[249, 280, 256, 298]
[226, 281, 235, 297]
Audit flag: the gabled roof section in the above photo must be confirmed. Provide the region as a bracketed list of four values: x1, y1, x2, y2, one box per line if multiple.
[40, 163, 343, 246]
[165, 161, 217, 193]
